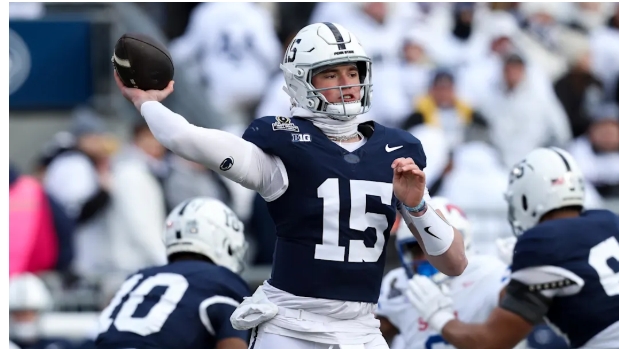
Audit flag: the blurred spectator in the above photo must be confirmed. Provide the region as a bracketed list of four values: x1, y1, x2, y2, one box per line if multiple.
[9, 273, 74, 349]
[476, 53, 572, 167]
[402, 70, 487, 151]
[41, 107, 116, 278]
[420, 3, 494, 69]
[457, 10, 525, 104]
[105, 121, 168, 276]
[517, 2, 587, 81]
[564, 3, 616, 34]
[11, 164, 75, 274]
[553, 37, 605, 138]
[569, 103, 619, 199]
[399, 29, 434, 103]
[9, 166, 58, 277]
[169, 2, 281, 130]
[590, 5, 619, 102]
[164, 154, 233, 210]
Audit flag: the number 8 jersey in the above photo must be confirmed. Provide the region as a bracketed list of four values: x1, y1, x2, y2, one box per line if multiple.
[242, 116, 426, 303]
[95, 261, 251, 349]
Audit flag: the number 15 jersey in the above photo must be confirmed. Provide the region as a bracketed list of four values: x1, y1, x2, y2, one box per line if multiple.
[242, 116, 426, 303]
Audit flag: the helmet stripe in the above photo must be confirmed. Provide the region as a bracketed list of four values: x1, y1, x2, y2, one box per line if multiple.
[322, 22, 347, 50]
[550, 148, 571, 171]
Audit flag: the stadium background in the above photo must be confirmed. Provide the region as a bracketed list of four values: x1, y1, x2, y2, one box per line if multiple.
[9, 1, 619, 346]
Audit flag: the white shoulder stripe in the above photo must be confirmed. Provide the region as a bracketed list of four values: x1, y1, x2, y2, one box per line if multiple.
[511, 265, 584, 298]
[199, 296, 240, 336]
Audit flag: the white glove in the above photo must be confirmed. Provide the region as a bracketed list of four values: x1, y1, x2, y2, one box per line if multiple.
[405, 275, 456, 332]
[495, 236, 517, 265]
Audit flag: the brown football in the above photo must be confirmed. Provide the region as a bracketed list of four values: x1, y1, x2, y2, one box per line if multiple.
[112, 33, 174, 90]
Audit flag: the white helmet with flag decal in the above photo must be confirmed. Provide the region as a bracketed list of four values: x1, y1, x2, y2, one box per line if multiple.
[280, 22, 372, 121]
[505, 147, 585, 236]
[163, 197, 248, 273]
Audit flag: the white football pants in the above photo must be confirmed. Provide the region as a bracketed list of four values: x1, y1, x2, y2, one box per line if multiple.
[248, 326, 389, 349]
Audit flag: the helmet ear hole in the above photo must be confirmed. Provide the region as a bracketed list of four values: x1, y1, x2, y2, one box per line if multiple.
[522, 195, 528, 211]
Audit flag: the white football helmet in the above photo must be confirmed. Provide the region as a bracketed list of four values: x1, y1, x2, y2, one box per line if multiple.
[505, 147, 585, 236]
[9, 273, 54, 311]
[280, 22, 372, 121]
[9, 273, 54, 342]
[163, 197, 248, 274]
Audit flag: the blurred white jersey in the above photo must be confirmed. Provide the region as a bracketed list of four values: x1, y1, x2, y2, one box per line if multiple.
[376, 254, 510, 349]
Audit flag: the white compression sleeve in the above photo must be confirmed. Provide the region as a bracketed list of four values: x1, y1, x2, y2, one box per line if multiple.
[140, 101, 288, 199]
[399, 191, 455, 256]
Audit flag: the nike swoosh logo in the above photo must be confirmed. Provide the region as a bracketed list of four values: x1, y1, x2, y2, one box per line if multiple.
[424, 226, 441, 240]
[385, 145, 403, 152]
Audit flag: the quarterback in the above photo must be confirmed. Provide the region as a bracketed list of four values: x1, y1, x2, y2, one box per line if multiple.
[114, 22, 467, 349]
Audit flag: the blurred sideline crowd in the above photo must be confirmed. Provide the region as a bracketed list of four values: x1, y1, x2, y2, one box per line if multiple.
[9, 2, 619, 347]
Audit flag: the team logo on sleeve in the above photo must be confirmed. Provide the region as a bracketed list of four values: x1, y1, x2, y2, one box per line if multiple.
[272, 116, 300, 132]
[219, 157, 234, 171]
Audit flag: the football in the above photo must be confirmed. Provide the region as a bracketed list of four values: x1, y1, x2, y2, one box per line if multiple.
[112, 33, 174, 91]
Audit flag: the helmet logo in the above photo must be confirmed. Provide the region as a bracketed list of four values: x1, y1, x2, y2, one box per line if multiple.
[186, 220, 199, 234]
[285, 39, 301, 63]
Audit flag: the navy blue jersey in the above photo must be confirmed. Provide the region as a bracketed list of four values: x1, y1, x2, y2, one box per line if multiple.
[242, 116, 426, 303]
[96, 261, 250, 349]
[511, 210, 619, 347]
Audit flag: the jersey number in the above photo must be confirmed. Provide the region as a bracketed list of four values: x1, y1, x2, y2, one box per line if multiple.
[315, 178, 392, 263]
[588, 236, 619, 297]
[99, 273, 189, 336]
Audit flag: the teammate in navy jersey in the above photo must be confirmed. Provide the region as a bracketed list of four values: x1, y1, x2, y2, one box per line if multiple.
[114, 22, 467, 349]
[406, 147, 619, 349]
[95, 197, 250, 349]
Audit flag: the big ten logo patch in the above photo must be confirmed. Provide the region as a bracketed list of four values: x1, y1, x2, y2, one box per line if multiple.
[272, 116, 299, 132]
[292, 134, 311, 143]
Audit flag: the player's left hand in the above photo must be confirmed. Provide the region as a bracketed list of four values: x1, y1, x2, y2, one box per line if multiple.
[406, 275, 456, 332]
[392, 157, 425, 208]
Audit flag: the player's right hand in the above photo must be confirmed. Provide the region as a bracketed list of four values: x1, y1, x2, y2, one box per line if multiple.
[406, 275, 456, 332]
[114, 70, 174, 110]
